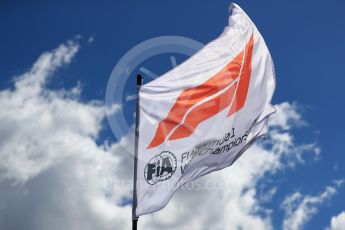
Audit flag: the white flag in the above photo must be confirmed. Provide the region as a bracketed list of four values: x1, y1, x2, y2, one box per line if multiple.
[134, 3, 276, 216]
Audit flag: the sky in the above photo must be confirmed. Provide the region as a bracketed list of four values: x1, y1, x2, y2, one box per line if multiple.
[0, 0, 345, 230]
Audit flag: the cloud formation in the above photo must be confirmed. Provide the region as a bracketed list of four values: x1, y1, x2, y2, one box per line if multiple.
[0, 39, 333, 230]
[0, 39, 130, 230]
[281, 181, 344, 230]
[327, 211, 345, 230]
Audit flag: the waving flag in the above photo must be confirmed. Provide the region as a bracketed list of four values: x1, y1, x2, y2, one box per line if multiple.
[134, 3, 276, 217]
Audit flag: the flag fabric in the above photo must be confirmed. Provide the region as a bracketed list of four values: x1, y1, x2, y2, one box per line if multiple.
[134, 3, 276, 217]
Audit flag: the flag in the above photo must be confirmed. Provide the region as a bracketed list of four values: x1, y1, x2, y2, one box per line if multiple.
[134, 3, 276, 217]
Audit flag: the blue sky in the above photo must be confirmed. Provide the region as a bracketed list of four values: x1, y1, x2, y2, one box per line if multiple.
[0, 0, 345, 229]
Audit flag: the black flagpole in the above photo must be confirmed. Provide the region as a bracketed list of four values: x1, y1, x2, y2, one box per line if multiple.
[132, 74, 142, 230]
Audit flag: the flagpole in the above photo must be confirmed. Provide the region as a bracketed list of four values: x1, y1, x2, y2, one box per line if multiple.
[132, 74, 143, 230]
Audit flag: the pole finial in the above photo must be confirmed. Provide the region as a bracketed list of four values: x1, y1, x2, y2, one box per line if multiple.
[136, 74, 143, 86]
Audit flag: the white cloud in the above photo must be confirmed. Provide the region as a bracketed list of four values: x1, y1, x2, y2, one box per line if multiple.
[0, 39, 131, 230]
[327, 211, 345, 230]
[88, 36, 95, 43]
[269, 102, 305, 131]
[281, 182, 343, 230]
[0, 39, 329, 230]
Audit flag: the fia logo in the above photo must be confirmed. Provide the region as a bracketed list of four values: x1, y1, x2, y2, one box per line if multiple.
[144, 151, 177, 185]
